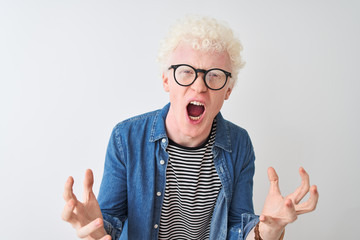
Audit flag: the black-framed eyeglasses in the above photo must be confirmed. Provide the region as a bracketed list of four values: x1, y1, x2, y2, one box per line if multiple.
[168, 64, 232, 90]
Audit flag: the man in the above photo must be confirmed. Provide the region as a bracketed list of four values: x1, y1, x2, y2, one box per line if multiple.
[62, 16, 319, 240]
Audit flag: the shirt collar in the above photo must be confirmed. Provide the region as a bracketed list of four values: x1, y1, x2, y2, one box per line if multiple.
[149, 103, 170, 143]
[214, 112, 232, 153]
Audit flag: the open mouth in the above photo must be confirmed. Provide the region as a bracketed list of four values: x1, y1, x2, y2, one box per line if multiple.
[187, 101, 205, 121]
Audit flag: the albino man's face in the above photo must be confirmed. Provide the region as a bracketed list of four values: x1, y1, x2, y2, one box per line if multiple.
[162, 42, 233, 147]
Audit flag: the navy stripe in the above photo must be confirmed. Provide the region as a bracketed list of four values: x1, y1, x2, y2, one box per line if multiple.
[159, 121, 221, 240]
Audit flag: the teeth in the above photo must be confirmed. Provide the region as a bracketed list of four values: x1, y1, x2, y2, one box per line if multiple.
[190, 101, 204, 106]
[189, 115, 202, 120]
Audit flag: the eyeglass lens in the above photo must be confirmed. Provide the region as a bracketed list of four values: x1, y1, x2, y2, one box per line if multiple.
[174, 65, 227, 90]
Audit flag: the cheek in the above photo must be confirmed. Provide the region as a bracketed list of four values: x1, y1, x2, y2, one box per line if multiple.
[210, 93, 228, 113]
[168, 85, 184, 105]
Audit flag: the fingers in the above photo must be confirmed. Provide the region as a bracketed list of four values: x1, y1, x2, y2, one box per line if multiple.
[83, 169, 94, 202]
[260, 198, 297, 231]
[289, 167, 310, 204]
[296, 185, 319, 215]
[76, 218, 106, 239]
[267, 167, 281, 195]
[62, 199, 76, 223]
[261, 167, 318, 230]
[62, 177, 80, 226]
[283, 198, 297, 223]
[63, 176, 75, 201]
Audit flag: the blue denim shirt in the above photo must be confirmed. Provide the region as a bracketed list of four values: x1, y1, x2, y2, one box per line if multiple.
[98, 103, 259, 240]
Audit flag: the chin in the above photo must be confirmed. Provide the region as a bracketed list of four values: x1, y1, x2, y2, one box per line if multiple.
[185, 121, 209, 137]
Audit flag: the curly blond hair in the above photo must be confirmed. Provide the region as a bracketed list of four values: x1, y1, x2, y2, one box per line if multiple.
[157, 15, 245, 86]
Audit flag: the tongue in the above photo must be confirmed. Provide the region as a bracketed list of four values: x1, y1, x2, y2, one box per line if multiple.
[187, 104, 204, 117]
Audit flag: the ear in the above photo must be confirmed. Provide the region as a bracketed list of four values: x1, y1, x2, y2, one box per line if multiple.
[162, 71, 170, 92]
[224, 86, 233, 100]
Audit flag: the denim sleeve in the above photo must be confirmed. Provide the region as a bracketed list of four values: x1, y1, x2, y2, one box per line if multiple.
[102, 213, 123, 240]
[98, 125, 128, 239]
[228, 131, 258, 239]
[227, 213, 259, 240]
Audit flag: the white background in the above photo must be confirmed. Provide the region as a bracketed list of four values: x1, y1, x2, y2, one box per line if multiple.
[1, 0, 359, 239]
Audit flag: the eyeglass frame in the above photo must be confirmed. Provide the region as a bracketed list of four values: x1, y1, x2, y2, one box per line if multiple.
[168, 64, 232, 91]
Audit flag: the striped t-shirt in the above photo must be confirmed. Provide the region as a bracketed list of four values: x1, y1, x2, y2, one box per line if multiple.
[158, 121, 222, 240]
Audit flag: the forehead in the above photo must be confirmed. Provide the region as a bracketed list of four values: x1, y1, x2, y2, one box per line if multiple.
[168, 42, 232, 71]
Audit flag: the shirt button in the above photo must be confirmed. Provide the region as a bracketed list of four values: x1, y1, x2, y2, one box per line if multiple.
[162, 138, 166, 143]
[160, 160, 165, 165]
[154, 224, 158, 229]
[157, 192, 161, 196]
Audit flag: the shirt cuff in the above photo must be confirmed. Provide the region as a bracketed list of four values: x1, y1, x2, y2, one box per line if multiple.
[228, 213, 259, 240]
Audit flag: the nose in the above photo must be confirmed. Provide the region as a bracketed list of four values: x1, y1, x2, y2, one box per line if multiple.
[191, 73, 208, 93]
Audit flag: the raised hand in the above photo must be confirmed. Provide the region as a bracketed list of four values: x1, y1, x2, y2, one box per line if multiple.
[259, 167, 319, 240]
[62, 169, 111, 240]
